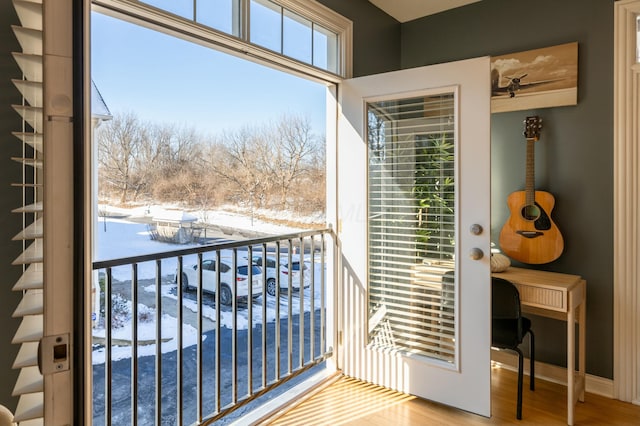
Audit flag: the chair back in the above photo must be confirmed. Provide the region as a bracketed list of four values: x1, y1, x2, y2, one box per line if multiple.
[492, 277, 529, 346]
[492, 277, 522, 320]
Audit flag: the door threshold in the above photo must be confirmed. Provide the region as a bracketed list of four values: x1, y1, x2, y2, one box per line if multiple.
[231, 368, 342, 426]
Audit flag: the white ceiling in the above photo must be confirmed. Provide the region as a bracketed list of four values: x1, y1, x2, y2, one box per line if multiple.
[368, 0, 482, 23]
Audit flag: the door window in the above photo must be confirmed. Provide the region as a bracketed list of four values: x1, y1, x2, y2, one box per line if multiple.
[367, 93, 457, 363]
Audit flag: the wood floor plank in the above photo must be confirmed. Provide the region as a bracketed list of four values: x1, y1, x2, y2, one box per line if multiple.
[267, 367, 640, 425]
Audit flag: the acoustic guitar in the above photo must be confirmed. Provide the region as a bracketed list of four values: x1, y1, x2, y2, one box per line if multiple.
[499, 116, 564, 264]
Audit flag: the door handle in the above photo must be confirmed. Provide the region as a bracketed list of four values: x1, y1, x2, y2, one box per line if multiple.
[469, 248, 484, 260]
[470, 224, 483, 235]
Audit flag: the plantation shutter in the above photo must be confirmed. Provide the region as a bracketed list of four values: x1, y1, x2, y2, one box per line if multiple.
[10, 0, 75, 424]
[367, 93, 457, 363]
[11, 0, 45, 423]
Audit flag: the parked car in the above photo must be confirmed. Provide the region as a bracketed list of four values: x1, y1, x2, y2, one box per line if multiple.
[249, 255, 311, 296]
[177, 257, 262, 306]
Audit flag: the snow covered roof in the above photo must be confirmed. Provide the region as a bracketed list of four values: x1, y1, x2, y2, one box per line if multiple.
[92, 80, 112, 121]
[152, 210, 198, 223]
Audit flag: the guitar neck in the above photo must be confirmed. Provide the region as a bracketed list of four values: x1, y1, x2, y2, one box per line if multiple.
[525, 138, 535, 205]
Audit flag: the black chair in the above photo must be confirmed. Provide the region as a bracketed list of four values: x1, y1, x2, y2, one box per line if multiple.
[492, 276, 535, 420]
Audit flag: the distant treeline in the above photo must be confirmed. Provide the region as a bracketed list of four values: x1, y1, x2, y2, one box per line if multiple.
[97, 112, 325, 215]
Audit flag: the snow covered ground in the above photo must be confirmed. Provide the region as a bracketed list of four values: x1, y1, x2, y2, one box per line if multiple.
[98, 203, 321, 236]
[92, 206, 325, 364]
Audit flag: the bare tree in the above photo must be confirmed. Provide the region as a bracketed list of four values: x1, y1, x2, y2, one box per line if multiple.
[147, 124, 204, 203]
[268, 115, 319, 209]
[294, 133, 326, 213]
[97, 112, 146, 204]
[98, 113, 205, 204]
[212, 128, 271, 210]
[155, 124, 201, 177]
[211, 114, 323, 212]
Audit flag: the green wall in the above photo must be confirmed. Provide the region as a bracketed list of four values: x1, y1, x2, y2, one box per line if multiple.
[0, 0, 27, 410]
[317, 0, 401, 76]
[400, 0, 615, 378]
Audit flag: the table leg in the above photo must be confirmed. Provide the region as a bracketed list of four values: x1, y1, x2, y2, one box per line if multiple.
[578, 284, 586, 402]
[567, 300, 575, 426]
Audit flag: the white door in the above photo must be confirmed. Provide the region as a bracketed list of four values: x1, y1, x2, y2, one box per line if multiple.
[335, 57, 491, 416]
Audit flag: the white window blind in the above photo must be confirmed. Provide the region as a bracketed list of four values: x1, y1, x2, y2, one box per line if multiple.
[367, 93, 457, 364]
[11, 0, 44, 423]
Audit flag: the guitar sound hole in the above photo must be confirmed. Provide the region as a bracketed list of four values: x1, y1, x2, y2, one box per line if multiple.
[521, 204, 540, 221]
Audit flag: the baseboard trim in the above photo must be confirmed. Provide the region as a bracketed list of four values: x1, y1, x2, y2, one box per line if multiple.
[491, 349, 613, 398]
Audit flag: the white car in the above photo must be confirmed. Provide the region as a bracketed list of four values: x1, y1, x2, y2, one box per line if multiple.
[177, 257, 262, 306]
[249, 255, 311, 297]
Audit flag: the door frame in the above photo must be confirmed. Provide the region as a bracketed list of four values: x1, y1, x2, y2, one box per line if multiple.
[613, 0, 640, 405]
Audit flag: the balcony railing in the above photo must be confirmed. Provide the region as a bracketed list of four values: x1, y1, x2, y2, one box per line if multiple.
[91, 227, 334, 425]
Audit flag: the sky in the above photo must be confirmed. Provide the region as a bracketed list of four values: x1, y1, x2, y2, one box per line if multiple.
[91, 11, 328, 138]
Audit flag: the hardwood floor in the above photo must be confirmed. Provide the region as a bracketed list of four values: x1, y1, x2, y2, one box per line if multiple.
[265, 367, 640, 425]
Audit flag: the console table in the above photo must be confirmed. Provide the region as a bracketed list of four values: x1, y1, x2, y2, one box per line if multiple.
[492, 267, 586, 425]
